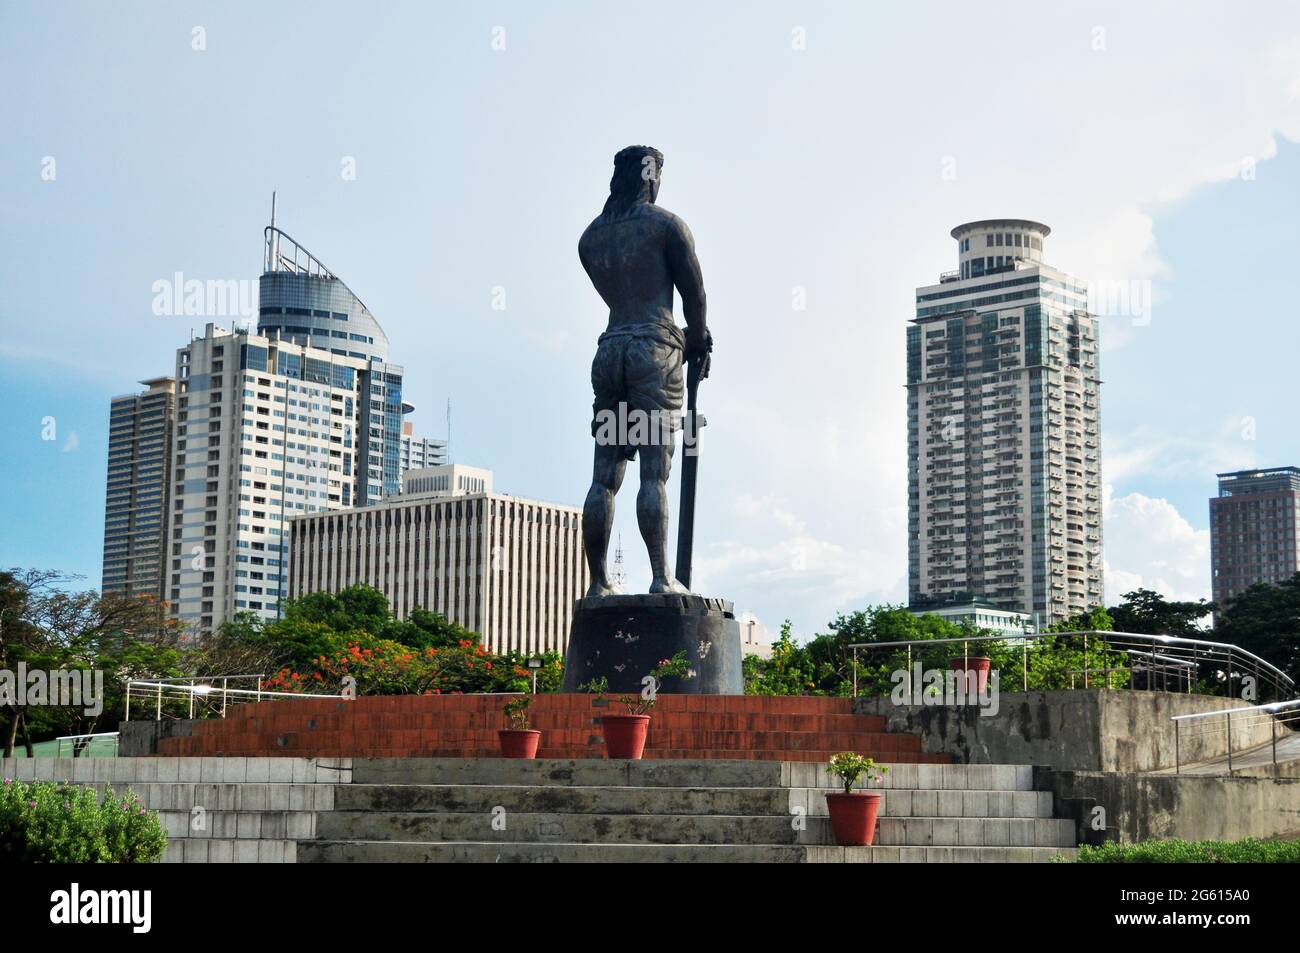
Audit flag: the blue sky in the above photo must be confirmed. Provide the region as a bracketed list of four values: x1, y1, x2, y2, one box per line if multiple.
[3, 1, 1299, 634]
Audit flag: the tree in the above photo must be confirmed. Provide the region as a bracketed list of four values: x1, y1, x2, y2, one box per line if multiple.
[1213, 573, 1300, 687]
[1108, 589, 1214, 637]
[0, 569, 183, 755]
[1044, 605, 1113, 633]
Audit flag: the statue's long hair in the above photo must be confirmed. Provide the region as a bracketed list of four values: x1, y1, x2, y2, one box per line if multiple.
[601, 145, 663, 218]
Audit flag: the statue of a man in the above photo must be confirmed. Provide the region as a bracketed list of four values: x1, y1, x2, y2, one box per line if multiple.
[579, 145, 710, 597]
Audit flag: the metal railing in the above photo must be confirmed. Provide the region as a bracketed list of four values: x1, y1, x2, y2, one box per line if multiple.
[1172, 698, 1300, 775]
[124, 675, 348, 721]
[53, 731, 120, 758]
[849, 630, 1295, 702]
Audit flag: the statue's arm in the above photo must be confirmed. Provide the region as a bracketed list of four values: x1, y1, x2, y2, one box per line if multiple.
[666, 218, 708, 355]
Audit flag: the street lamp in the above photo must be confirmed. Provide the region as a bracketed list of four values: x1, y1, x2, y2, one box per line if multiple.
[526, 657, 543, 694]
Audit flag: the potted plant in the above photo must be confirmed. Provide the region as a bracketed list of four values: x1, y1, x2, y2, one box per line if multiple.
[949, 654, 993, 694]
[582, 652, 693, 759]
[824, 752, 888, 846]
[498, 695, 541, 759]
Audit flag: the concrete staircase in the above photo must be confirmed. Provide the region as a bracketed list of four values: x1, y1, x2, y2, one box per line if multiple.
[153, 694, 952, 764]
[1, 756, 1076, 862]
[303, 759, 1076, 863]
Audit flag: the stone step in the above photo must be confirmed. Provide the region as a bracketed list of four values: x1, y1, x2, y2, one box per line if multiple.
[871, 816, 1076, 848]
[314, 810, 1076, 848]
[89, 780, 336, 813]
[344, 758, 1030, 790]
[155, 808, 316, 840]
[317, 810, 811, 845]
[336, 782, 793, 815]
[162, 838, 297, 863]
[297, 840, 1074, 863]
[0, 755, 349, 785]
[335, 783, 1056, 818]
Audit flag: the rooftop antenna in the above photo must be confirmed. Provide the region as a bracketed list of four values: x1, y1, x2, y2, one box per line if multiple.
[447, 398, 452, 464]
[611, 533, 627, 590]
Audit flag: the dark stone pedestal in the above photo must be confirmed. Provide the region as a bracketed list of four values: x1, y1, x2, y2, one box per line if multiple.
[561, 594, 744, 695]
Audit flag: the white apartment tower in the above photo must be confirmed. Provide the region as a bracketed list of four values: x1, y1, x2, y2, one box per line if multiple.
[400, 421, 449, 471]
[908, 220, 1102, 625]
[165, 227, 408, 634]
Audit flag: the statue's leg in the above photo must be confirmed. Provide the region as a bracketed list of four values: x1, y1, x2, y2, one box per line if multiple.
[583, 441, 627, 598]
[641, 438, 688, 594]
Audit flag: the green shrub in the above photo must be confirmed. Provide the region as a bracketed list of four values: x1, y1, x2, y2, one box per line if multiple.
[1072, 838, 1300, 863]
[0, 777, 168, 863]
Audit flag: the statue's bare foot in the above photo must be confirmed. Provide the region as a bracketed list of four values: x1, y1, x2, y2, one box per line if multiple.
[585, 580, 623, 599]
[649, 575, 690, 595]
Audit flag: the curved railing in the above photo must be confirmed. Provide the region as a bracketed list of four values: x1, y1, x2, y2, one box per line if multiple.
[849, 629, 1295, 702]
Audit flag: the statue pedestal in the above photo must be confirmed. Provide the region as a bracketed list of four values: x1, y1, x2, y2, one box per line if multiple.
[560, 593, 744, 695]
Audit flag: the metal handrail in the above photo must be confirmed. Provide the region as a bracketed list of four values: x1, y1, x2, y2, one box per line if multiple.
[1171, 698, 1300, 776]
[848, 629, 1295, 700]
[53, 731, 120, 758]
[1172, 697, 1300, 723]
[124, 676, 346, 722]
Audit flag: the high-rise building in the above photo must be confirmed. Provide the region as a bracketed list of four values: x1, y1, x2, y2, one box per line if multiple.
[287, 465, 588, 654]
[400, 421, 448, 472]
[165, 227, 409, 634]
[908, 220, 1102, 625]
[102, 377, 176, 599]
[256, 226, 410, 502]
[1210, 467, 1300, 606]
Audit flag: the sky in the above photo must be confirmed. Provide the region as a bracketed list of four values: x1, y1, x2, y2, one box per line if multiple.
[2, 1, 1299, 637]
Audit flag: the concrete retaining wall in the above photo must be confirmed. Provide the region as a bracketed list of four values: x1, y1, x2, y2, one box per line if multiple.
[854, 690, 1279, 772]
[1045, 770, 1300, 844]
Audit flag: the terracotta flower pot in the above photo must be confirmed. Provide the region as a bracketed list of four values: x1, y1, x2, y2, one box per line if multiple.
[498, 729, 541, 759]
[949, 655, 992, 694]
[600, 714, 651, 759]
[825, 791, 883, 846]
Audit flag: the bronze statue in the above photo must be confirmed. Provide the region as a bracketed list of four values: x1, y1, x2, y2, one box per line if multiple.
[578, 145, 712, 597]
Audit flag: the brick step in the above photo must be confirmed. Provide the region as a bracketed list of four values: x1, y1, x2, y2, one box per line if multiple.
[156, 741, 946, 763]
[217, 693, 858, 720]
[169, 728, 918, 753]
[191, 711, 889, 735]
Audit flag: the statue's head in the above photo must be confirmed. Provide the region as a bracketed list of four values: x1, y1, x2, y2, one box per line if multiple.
[604, 145, 664, 213]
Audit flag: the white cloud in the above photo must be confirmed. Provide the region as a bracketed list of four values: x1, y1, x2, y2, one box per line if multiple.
[1103, 422, 1258, 485]
[1102, 486, 1210, 603]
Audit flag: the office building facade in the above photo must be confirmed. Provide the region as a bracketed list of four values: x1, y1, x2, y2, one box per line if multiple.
[1210, 467, 1300, 606]
[102, 377, 176, 599]
[287, 465, 587, 654]
[164, 228, 409, 634]
[908, 220, 1102, 625]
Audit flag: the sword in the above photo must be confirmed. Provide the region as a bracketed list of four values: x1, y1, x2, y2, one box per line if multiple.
[675, 334, 711, 590]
